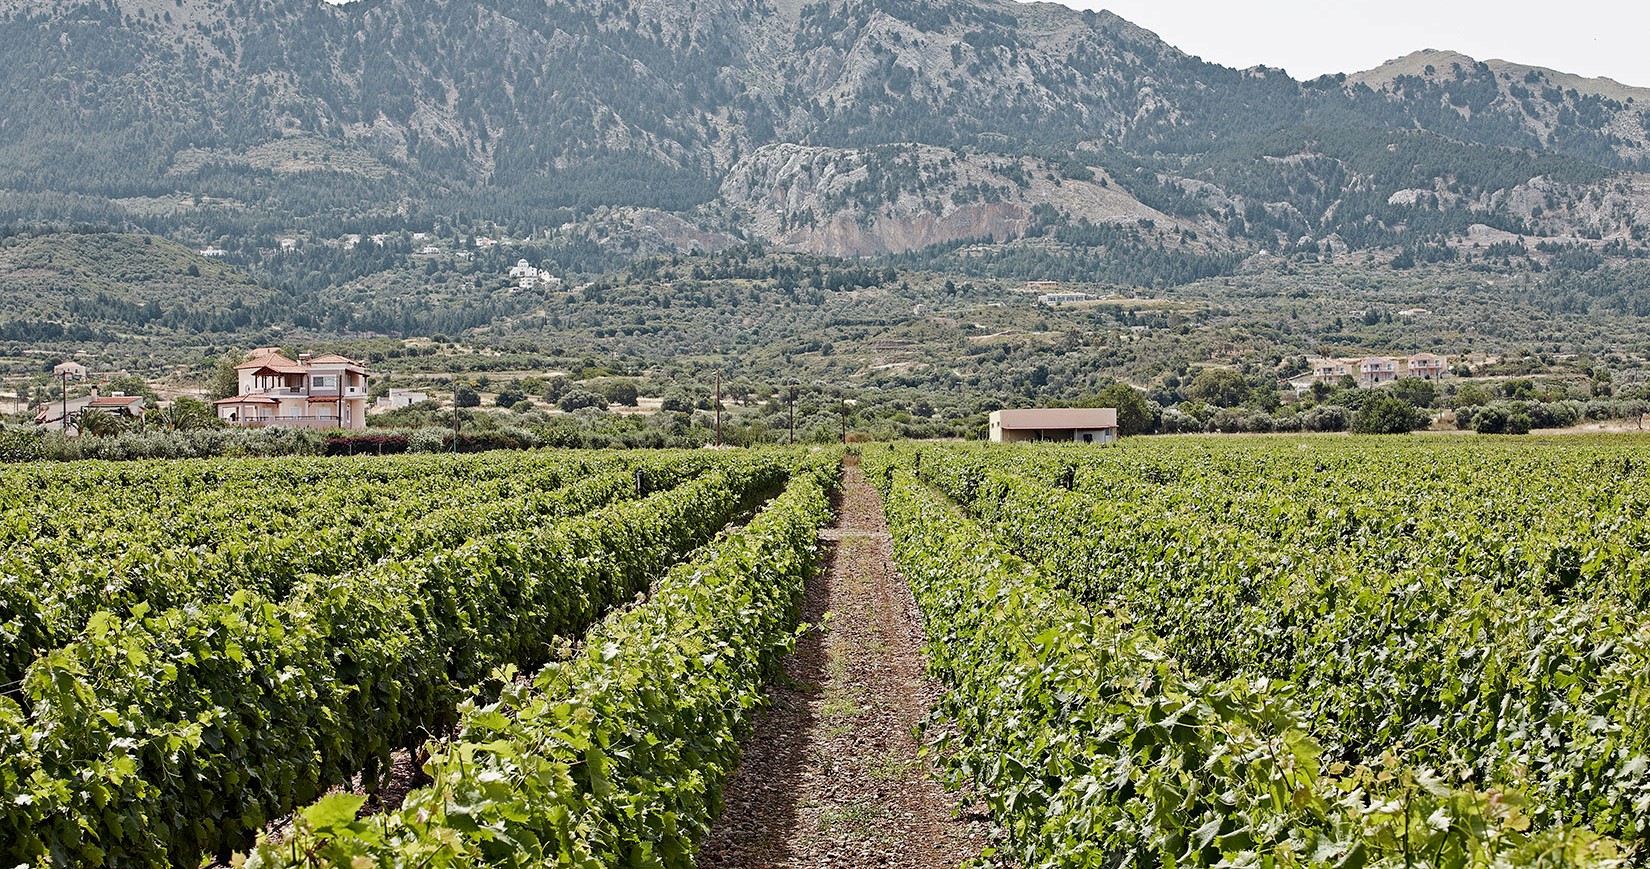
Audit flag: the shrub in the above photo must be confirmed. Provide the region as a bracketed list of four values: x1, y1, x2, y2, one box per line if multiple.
[1389, 378, 1438, 408]
[596, 379, 639, 407]
[497, 426, 541, 449]
[408, 428, 449, 453]
[1472, 406, 1509, 434]
[1526, 400, 1579, 429]
[1300, 404, 1351, 432]
[494, 384, 526, 408]
[0, 427, 42, 461]
[558, 389, 606, 412]
[1351, 393, 1423, 434]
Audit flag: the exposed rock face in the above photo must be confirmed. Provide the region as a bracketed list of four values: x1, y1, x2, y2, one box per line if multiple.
[722, 143, 1178, 255]
[3, 0, 1650, 256]
[590, 208, 743, 256]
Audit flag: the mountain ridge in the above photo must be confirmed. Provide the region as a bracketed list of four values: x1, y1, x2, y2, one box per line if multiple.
[1350, 48, 1650, 102]
[2, 0, 1649, 260]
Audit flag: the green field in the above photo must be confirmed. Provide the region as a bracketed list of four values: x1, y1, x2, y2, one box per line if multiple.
[5, 436, 1649, 867]
[0, 448, 839, 866]
[867, 434, 1650, 867]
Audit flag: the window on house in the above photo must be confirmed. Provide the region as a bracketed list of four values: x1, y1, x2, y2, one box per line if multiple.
[311, 375, 337, 390]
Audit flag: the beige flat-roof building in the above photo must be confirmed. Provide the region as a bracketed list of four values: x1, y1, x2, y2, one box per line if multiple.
[989, 408, 1119, 444]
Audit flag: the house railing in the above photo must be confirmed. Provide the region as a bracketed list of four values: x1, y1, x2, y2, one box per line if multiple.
[228, 416, 356, 431]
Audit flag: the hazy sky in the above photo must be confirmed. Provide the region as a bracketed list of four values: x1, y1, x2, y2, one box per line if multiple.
[1034, 1, 1650, 88]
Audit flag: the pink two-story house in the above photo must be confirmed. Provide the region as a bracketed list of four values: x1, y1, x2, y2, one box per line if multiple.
[1358, 357, 1399, 385]
[215, 349, 370, 430]
[1404, 353, 1447, 380]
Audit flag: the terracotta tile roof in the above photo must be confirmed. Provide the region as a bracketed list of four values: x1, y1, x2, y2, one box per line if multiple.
[235, 351, 306, 373]
[305, 396, 343, 403]
[214, 395, 278, 405]
[88, 395, 145, 408]
[235, 350, 366, 374]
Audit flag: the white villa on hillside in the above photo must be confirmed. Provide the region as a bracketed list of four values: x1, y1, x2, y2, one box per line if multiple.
[507, 259, 562, 291]
[215, 349, 370, 430]
[370, 388, 431, 413]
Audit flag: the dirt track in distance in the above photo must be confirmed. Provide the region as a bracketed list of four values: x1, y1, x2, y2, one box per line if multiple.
[696, 458, 990, 869]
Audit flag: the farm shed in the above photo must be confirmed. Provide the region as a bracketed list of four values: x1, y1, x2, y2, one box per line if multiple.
[988, 408, 1118, 444]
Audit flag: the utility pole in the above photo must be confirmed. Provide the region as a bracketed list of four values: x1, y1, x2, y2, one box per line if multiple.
[788, 385, 796, 445]
[714, 372, 722, 447]
[452, 375, 460, 454]
[60, 370, 70, 436]
[839, 399, 846, 444]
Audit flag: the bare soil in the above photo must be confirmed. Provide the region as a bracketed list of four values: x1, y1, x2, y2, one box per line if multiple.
[696, 458, 990, 869]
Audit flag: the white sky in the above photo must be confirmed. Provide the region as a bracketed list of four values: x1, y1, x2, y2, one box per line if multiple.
[1032, 1, 1650, 89]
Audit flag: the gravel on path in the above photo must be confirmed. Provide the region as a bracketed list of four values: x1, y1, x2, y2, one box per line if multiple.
[696, 458, 990, 869]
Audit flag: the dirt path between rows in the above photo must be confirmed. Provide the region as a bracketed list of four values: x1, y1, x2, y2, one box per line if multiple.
[696, 458, 989, 869]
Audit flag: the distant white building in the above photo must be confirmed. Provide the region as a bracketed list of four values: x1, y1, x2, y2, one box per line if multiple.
[371, 388, 431, 414]
[507, 259, 560, 291]
[52, 361, 88, 378]
[1038, 292, 1091, 306]
[33, 393, 145, 431]
[34, 395, 95, 431]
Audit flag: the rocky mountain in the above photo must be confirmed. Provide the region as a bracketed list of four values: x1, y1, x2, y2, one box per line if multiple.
[719, 143, 1182, 256]
[1345, 49, 1650, 169]
[3, 0, 1650, 259]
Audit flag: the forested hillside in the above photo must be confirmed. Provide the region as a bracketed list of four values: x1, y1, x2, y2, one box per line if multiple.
[0, 229, 294, 348]
[3, 0, 1650, 260]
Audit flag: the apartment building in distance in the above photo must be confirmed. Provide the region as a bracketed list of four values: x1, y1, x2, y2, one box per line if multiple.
[1304, 353, 1451, 389]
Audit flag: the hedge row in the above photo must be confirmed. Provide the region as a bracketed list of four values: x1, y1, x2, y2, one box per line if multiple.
[241, 452, 840, 867]
[0, 459, 788, 867]
[865, 456, 1624, 868]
